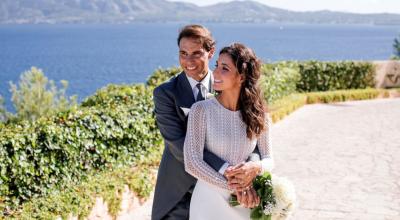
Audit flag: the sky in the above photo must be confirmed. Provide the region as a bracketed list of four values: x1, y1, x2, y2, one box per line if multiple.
[169, 0, 400, 14]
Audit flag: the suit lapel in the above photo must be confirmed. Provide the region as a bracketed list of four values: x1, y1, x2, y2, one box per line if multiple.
[175, 72, 195, 109]
[175, 70, 214, 119]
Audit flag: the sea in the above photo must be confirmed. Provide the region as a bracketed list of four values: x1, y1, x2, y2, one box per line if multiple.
[0, 23, 399, 112]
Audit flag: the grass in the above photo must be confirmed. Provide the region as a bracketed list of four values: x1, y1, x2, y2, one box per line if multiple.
[269, 88, 392, 123]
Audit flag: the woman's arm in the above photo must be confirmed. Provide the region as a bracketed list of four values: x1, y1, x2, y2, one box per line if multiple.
[183, 102, 229, 190]
[256, 115, 274, 173]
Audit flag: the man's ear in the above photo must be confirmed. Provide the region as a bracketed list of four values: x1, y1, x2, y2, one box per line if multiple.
[208, 47, 215, 59]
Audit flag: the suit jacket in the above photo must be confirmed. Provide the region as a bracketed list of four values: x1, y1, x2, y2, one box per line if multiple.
[151, 72, 225, 220]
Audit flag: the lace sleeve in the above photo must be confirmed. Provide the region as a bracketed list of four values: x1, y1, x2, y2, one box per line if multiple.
[184, 102, 229, 189]
[257, 114, 274, 173]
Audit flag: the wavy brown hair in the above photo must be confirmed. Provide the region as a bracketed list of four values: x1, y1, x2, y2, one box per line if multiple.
[219, 43, 266, 139]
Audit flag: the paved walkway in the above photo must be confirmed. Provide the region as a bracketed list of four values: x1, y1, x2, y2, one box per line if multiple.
[138, 98, 400, 220]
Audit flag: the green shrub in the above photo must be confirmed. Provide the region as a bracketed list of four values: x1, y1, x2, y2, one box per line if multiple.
[296, 61, 376, 92]
[260, 62, 300, 104]
[0, 84, 162, 215]
[146, 67, 181, 88]
[8, 165, 156, 219]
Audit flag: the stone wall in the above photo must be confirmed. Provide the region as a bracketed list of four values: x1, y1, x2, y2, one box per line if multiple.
[373, 60, 400, 88]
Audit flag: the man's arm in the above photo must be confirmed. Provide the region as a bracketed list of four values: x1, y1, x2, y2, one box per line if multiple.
[203, 150, 226, 172]
[153, 86, 187, 163]
[153, 86, 226, 171]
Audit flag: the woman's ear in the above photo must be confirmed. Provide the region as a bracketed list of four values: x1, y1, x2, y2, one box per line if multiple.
[239, 74, 245, 84]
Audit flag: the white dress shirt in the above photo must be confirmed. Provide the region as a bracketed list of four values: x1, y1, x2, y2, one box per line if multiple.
[185, 72, 210, 101]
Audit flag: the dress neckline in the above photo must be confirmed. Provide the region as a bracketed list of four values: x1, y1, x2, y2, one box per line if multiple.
[211, 97, 240, 114]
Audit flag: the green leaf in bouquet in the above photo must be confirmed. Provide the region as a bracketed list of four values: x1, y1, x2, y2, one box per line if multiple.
[262, 215, 272, 220]
[250, 206, 263, 219]
[229, 194, 240, 207]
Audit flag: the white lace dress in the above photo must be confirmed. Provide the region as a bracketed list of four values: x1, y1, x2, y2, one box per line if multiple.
[184, 97, 274, 220]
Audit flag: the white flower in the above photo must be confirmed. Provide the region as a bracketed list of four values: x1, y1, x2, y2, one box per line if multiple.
[263, 203, 274, 215]
[271, 175, 296, 219]
[206, 92, 215, 99]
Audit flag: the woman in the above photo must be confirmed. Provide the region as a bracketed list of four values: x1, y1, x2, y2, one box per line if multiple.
[184, 43, 274, 219]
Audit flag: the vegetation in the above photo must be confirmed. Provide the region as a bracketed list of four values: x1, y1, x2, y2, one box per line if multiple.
[7, 165, 156, 219]
[260, 61, 300, 104]
[0, 82, 162, 217]
[269, 88, 390, 122]
[146, 66, 181, 88]
[393, 34, 400, 59]
[295, 61, 375, 92]
[0, 61, 394, 218]
[0, 96, 7, 123]
[7, 67, 77, 123]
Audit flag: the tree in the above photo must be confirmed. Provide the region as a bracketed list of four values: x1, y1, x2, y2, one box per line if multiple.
[0, 95, 7, 123]
[9, 67, 77, 122]
[394, 34, 400, 59]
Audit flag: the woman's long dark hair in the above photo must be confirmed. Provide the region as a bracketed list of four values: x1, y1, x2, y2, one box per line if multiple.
[219, 43, 266, 139]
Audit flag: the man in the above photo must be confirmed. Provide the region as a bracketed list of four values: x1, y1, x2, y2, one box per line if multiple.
[151, 24, 260, 220]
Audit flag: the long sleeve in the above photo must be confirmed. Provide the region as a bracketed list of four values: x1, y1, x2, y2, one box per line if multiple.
[257, 115, 274, 173]
[184, 102, 229, 189]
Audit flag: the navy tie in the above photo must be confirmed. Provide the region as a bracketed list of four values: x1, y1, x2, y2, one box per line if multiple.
[196, 83, 205, 101]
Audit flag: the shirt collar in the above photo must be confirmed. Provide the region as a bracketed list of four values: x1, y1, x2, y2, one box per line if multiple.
[185, 70, 212, 92]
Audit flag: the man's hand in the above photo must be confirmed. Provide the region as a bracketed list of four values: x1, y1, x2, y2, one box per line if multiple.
[225, 161, 261, 191]
[236, 187, 260, 208]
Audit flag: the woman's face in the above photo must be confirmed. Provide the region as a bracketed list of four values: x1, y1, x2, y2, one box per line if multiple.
[213, 53, 243, 92]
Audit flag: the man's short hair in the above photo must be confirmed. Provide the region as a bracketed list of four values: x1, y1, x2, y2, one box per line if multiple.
[177, 24, 216, 52]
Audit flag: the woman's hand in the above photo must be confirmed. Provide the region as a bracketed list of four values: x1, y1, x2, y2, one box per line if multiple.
[236, 187, 260, 208]
[225, 161, 261, 191]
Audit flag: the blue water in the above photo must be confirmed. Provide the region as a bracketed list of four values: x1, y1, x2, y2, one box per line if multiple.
[0, 23, 399, 112]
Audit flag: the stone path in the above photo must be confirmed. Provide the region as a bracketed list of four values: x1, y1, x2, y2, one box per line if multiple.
[137, 98, 400, 220]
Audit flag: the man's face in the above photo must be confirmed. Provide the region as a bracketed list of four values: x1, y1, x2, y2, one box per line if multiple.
[179, 37, 214, 82]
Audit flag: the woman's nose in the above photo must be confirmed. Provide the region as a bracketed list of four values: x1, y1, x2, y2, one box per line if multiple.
[213, 67, 220, 76]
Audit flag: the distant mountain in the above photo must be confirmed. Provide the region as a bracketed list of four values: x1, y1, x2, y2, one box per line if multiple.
[1, 0, 400, 25]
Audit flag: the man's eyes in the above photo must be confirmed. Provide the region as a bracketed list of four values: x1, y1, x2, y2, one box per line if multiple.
[180, 51, 205, 59]
[181, 51, 203, 56]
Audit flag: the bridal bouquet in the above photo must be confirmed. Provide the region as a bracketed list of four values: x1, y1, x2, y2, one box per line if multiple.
[229, 172, 296, 220]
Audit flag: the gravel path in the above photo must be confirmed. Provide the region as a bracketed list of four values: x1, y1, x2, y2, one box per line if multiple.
[136, 98, 400, 220]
